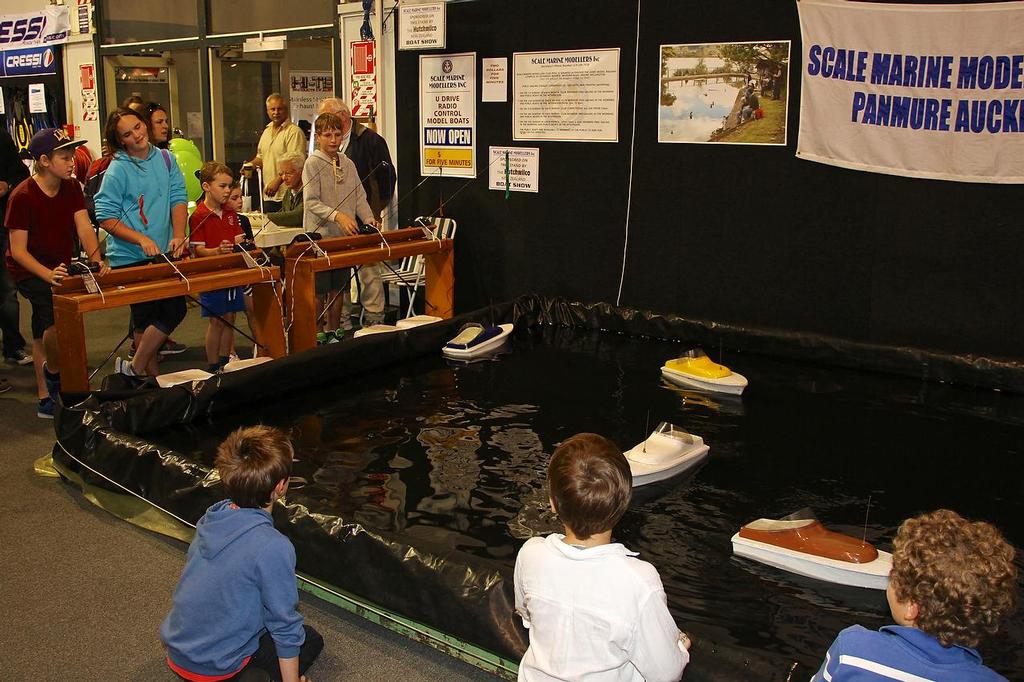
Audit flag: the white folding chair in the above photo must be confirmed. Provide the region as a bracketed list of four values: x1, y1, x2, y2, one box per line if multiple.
[380, 216, 457, 318]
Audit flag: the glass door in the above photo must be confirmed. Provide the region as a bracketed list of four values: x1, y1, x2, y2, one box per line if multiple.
[210, 37, 333, 174]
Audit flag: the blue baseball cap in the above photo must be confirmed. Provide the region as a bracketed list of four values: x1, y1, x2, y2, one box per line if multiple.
[27, 127, 87, 161]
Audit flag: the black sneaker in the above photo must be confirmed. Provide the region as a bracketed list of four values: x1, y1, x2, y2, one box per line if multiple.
[37, 397, 55, 419]
[5, 349, 33, 366]
[159, 338, 188, 355]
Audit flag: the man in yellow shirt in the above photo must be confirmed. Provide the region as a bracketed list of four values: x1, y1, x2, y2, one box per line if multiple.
[249, 94, 307, 212]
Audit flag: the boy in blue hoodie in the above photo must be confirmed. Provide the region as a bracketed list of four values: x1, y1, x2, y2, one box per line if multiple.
[811, 509, 1017, 682]
[161, 425, 323, 682]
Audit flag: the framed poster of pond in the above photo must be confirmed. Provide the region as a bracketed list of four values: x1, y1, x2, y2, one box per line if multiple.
[659, 41, 791, 146]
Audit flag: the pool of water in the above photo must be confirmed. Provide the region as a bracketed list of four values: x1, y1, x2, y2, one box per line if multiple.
[660, 78, 743, 141]
[153, 326, 1024, 676]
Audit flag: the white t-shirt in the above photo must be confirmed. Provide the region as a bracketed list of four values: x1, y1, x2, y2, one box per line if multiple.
[514, 534, 689, 682]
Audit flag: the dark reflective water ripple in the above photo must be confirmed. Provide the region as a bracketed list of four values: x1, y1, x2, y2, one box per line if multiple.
[153, 326, 1024, 677]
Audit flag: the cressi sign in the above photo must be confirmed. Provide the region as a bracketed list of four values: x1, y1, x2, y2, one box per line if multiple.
[0, 46, 57, 78]
[0, 7, 71, 49]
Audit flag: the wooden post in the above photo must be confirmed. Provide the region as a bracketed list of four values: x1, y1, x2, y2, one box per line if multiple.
[424, 246, 454, 319]
[52, 299, 89, 393]
[288, 259, 319, 353]
[249, 281, 287, 358]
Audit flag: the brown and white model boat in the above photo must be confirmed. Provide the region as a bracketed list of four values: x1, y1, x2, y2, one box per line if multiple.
[731, 509, 891, 590]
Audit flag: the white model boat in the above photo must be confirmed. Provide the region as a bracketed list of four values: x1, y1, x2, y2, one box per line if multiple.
[396, 315, 442, 329]
[353, 324, 400, 338]
[623, 422, 710, 487]
[441, 323, 514, 360]
[661, 348, 747, 395]
[731, 510, 891, 590]
[156, 369, 213, 388]
[222, 356, 273, 373]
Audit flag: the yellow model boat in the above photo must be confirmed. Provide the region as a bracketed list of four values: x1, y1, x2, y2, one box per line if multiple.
[661, 348, 747, 395]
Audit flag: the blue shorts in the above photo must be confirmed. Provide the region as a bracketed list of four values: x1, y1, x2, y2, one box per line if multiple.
[199, 287, 246, 317]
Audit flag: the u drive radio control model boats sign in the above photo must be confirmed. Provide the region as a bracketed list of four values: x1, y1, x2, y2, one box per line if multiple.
[623, 422, 710, 487]
[661, 348, 748, 395]
[731, 509, 892, 590]
[441, 323, 514, 360]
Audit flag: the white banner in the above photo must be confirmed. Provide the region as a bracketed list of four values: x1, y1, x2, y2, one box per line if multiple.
[0, 7, 71, 49]
[797, 0, 1024, 184]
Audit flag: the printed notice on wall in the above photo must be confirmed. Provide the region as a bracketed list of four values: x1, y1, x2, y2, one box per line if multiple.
[289, 71, 333, 126]
[420, 52, 476, 178]
[28, 83, 47, 113]
[482, 57, 507, 102]
[399, 2, 446, 51]
[513, 48, 620, 142]
[488, 147, 539, 193]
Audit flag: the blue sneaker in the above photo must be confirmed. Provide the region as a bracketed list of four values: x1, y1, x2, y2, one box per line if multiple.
[42, 362, 61, 401]
[37, 397, 55, 419]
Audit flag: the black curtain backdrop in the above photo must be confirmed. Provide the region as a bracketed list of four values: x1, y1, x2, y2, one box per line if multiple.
[394, 0, 1024, 361]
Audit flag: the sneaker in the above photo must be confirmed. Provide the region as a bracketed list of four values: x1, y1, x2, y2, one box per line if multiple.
[6, 349, 33, 366]
[328, 331, 341, 344]
[37, 397, 55, 419]
[127, 342, 136, 360]
[0, 378, 11, 394]
[159, 338, 188, 355]
[42, 362, 61, 401]
[316, 331, 330, 345]
[115, 356, 139, 377]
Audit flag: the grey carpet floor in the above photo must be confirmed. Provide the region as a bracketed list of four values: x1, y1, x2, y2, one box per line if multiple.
[0, 303, 499, 681]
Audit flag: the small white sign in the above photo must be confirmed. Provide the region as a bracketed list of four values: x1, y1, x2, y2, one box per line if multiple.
[399, 2, 446, 51]
[289, 71, 333, 124]
[0, 88, 5, 115]
[482, 57, 507, 102]
[488, 146, 539, 193]
[28, 83, 47, 113]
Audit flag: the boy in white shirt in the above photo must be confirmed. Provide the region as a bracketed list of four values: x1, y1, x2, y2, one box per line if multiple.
[514, 433, 691, 682]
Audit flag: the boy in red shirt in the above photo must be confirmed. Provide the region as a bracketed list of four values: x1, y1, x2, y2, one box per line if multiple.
[4, 128, 106, 418]
[189, 161, 245, 372]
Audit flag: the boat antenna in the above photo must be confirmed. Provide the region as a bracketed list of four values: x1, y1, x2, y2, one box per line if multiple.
[861, 493, 873, 544]
[643, 409, 650, 453]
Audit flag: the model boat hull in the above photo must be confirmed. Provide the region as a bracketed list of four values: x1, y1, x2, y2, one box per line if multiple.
[354, 324, 400, 338]
[661, 366, 747, 395]
[396, 315, 442, 329]
[731, 533, 891, 590]
[629, 448, 709, 486]
[624, 430, 710, 487]
[442, 324, 514, 359]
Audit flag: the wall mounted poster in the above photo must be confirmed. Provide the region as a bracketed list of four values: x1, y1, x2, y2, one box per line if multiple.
[513, 49, 620, 142]
[798, 0, 1024, 183]
[420, 52, 476, 178]
[659, 41, 790, 145]
[488, 146, 539, 193]
[289, 71, 333, 125]
[399, 2, 446, 51]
